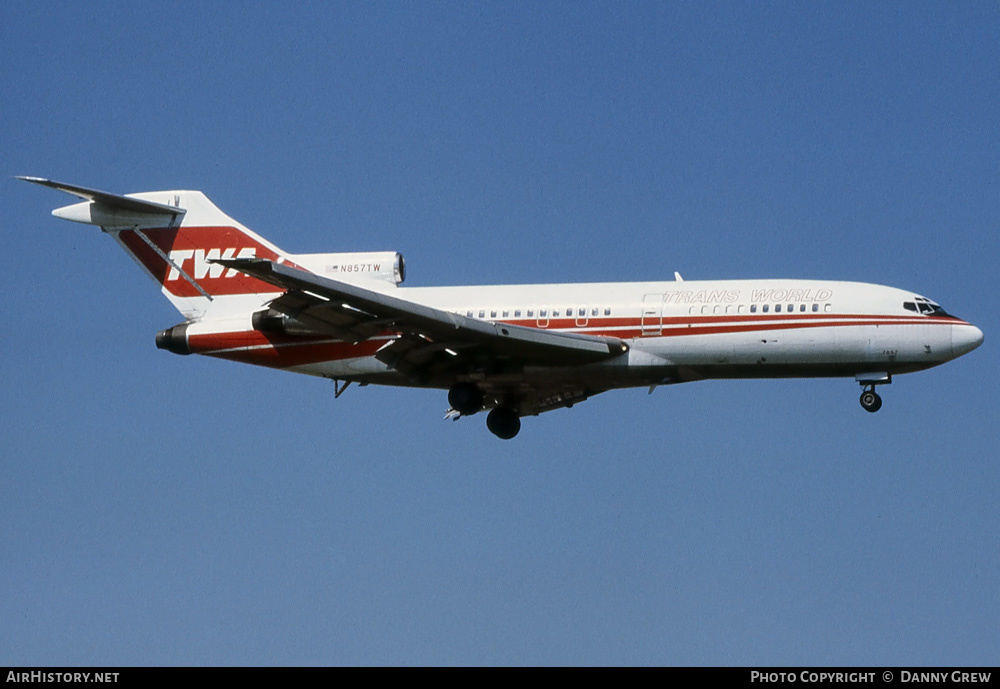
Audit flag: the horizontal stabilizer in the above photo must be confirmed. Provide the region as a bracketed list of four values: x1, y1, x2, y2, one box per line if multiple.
[16, 176, 186, 225]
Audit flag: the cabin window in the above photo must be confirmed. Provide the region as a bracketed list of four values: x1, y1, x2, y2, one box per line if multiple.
[762, 305, 769, 313]
[478, 310, 485, 318]
[775, 304, 782, 313]
[591, 307, 598, 316]
[466, 310, 473, 317]
[527, 309, 534, 317]
[750, 304, 757, 313]
[824, 304, 832, 313]
[552, 309, 560, 317]
[490, 310, 497, 318]
[812, 304, 819, 312]
[540, 309, 547, 317]
[604, 307, 611, 315]
[514, 309, 522, 317]
[579, 307, 586, 317]
[502, 310, 509, 317]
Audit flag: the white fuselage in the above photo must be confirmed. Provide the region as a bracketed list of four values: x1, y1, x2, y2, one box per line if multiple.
[183, 277, 982, 392]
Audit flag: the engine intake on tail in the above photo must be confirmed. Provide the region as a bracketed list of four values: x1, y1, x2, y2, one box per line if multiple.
[155, 323, 191, 355]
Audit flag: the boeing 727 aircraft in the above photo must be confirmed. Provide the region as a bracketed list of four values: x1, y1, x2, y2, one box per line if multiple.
[20, 177, 983, 439]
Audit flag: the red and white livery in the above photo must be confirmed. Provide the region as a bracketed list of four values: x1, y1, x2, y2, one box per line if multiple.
[21, 177, 983, 438]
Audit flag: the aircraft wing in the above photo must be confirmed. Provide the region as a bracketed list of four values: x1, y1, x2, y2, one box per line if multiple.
[215, 258, 628, 381]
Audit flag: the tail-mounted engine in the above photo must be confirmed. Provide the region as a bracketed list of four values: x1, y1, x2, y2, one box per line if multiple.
[155, 323, 191, 355]
[250, 308, 318, 337]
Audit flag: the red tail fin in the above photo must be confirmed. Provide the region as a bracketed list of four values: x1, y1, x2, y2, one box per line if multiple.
[116, 225, 284, 298]
[20, 178, 291, 320]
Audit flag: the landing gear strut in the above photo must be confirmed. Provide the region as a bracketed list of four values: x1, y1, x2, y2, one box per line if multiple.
[859, 385, 883, 413]
[486, 407, 521, 439]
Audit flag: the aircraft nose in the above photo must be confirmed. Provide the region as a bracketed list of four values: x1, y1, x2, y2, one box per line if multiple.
[952, 323, 984, 357]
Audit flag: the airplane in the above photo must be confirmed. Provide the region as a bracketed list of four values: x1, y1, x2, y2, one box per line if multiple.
[19, 176, 984, 439]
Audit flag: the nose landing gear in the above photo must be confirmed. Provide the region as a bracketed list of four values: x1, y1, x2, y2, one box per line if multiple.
[856, 372, 890, 413]
[859, 386, 882, 413]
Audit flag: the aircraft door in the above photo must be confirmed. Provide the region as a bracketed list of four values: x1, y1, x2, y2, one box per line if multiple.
[641, 293, 663, 336]
[536, 307, 549, 328]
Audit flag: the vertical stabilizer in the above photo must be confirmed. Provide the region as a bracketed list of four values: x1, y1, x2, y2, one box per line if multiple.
[19, 178, 289, 320]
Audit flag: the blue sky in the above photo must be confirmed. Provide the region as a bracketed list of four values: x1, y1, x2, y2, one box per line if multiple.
[2, 1, 998, 665]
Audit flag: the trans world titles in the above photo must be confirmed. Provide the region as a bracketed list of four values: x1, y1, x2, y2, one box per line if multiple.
[664, 288, 834, 305]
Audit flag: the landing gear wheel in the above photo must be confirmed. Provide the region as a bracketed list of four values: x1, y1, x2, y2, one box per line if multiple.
[448, 382, 484, 415]
[860, 389, 882, 413]
[486, 407, 521, 439]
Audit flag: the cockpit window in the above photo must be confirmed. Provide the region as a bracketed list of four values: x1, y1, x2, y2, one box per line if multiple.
[905, 299, 953, 317]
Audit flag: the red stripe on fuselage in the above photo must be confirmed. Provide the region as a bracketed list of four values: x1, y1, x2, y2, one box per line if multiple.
[188, 331, 388, 369]
[496, 312, 960, 330]
[182, 313, 960, 369]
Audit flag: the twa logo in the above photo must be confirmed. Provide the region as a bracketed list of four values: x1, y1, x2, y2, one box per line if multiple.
[167, 248, 257, 280]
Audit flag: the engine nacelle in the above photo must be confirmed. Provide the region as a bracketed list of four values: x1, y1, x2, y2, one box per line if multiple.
[251, 308, 318, 337]
[155, 323, 191, 355]
[287, 251, 405, 286]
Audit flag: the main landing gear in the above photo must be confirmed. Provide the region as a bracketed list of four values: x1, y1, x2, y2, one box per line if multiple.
[448, 383, 522, 439]
[447, 382, 483, 415]
[486, 407, 521, 439]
